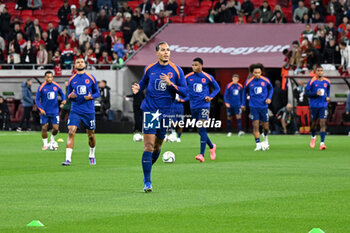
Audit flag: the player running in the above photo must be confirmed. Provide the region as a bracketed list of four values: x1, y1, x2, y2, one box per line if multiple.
[305, 66, 331, 150]
[132, 41, 187, 192]
[224, 74, 244, 136]
[185, 57, 220, 162]
[35, 71, 66, 150]
[62, 58, 100, 166]
[242, 63, 273, 151]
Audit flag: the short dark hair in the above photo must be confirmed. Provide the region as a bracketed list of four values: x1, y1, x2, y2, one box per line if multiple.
[340, 40, 347, 47]
[155, 41, 168, 51]
[193, 57, 203, 65]
[101, 80, 107, 84]
[45, 71, 53, 77]
[292, 40, 299, 46]
[249, 63, 265, 73]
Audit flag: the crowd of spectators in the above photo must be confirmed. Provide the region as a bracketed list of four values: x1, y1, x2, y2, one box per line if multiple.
[1, 0, 350, 71]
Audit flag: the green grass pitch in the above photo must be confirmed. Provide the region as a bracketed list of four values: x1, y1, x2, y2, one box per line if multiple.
[0, 131, 349, 233]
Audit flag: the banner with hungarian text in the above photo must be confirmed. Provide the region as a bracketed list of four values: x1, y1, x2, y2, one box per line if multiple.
[126, 23, 306, 68]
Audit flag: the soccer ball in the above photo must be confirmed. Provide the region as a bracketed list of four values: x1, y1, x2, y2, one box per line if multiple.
[49, 141, 58, 151]
[167, 133, 177, 143]
[162, 151, 175, 163]
[133, 133, 143, 142]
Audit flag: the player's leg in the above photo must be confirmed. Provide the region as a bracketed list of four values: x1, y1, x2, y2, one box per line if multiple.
[236, 113, 244, 136]
[176, 127, 183, 142]
[252, 120, 262, 151]
[50, 115, 60, 145]
[310, 108, 318, 148]
[152, 137, 164, 164]
[63, 125, 77, 165]
[142, 133, 156, 192]
[319, 108, 327, 150]
[260, 108, 269, 145]
[41, 123, 49, 150]
[227, 108, 233, 136]
[87, 129, 97, 164]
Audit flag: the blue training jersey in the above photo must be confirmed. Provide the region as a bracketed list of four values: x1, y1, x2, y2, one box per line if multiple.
[184, 71, 220, 109]
[35, 81, 65, 115]
[224, 82, 243, 107]
[139, 61, 187, 114]
[242, 76, 273, 108]
[305, 76, 331, 108]
[68, 72, 100, 114]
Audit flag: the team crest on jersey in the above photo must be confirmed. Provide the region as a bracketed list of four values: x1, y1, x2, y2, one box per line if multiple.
[261, 82, 265, 86]
[194, 83, 203, 93]
[53, 86, 57, 91]
[85, 79, 90, 84]
[324, 83, 327, 87]
[201, 78, 206, 83]
[167, 72, 173, 79]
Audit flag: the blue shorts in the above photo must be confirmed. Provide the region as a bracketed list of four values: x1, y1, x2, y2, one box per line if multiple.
[68, 111, 96, 130]
[227, 106, 242, 117]
[250, 107, 269, 122]
[142, 112, 169, 139]
[191, 108, 210, 120]
[311, 107, 328, 120]
[40, 114, 59, 125]
[172, 108, 184, 122]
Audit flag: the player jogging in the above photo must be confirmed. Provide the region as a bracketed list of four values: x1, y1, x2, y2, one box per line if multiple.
[185, 57, 220, 162]
[305, 66, 330, 150]
[62, 58, 100, 166]
[132, 41, 187, 192]
[242, 63, 273, 151]
[35, 71, 66, 150]
[224, 74, 244, 136]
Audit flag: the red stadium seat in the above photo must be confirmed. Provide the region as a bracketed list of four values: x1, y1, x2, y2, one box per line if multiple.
[183, 16, 197, 23]
[169, 16, 183, 23]
[325, 15, 336, 24]
[200, 1, 212, 8]
[128, 1, 140, 11]
[328, 105, 345, 126]
[12, 104, 24, 123]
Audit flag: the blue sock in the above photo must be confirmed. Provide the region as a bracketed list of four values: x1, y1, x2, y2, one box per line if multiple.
[320, 132, 326, 143]
[177, 132, 182, 138]
[206, 135, 213, 149]
[227, 119, 232, 132]
[237, 119, 242, 131]
[142, 151, 152, 183]
[255, 138, 260, 143]
[152, 150, 161, 165]
[311, 129, 316, 137]
[199, 128, 208, 155]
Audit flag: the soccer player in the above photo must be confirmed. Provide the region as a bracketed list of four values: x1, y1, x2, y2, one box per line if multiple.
[185, 57, 220, 162]
[305, 66, 330, 150]
[62, 58, 100, 166]
[170, 93, 185, 142]
[242, 63, 273, 151]
[131, 41, 187, 192]
[224, 74, 244, 136]
[35, 71, 66, 150]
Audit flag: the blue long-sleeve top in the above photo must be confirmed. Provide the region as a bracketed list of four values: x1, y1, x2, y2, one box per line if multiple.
[184, 71, 220, 110]
[242, 76, 273, 108]
[35, 81, 65, 114]
[67, 72, 100, 114]
[305, 76, 331, 108]
[139, 61, 187, 114]
[224, 82, 243, 107]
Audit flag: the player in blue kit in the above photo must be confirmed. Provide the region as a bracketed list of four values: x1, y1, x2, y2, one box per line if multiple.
[305, 66, 330, 150]
[224, 74, 245, 137]
[242, 63, 273, 151]
[185, 57, 220, 162]
[62, 58, 100, 166]
[170, 93, 185, 142]
[131, 41, 187, 192]
[35, 71, 66, 150]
